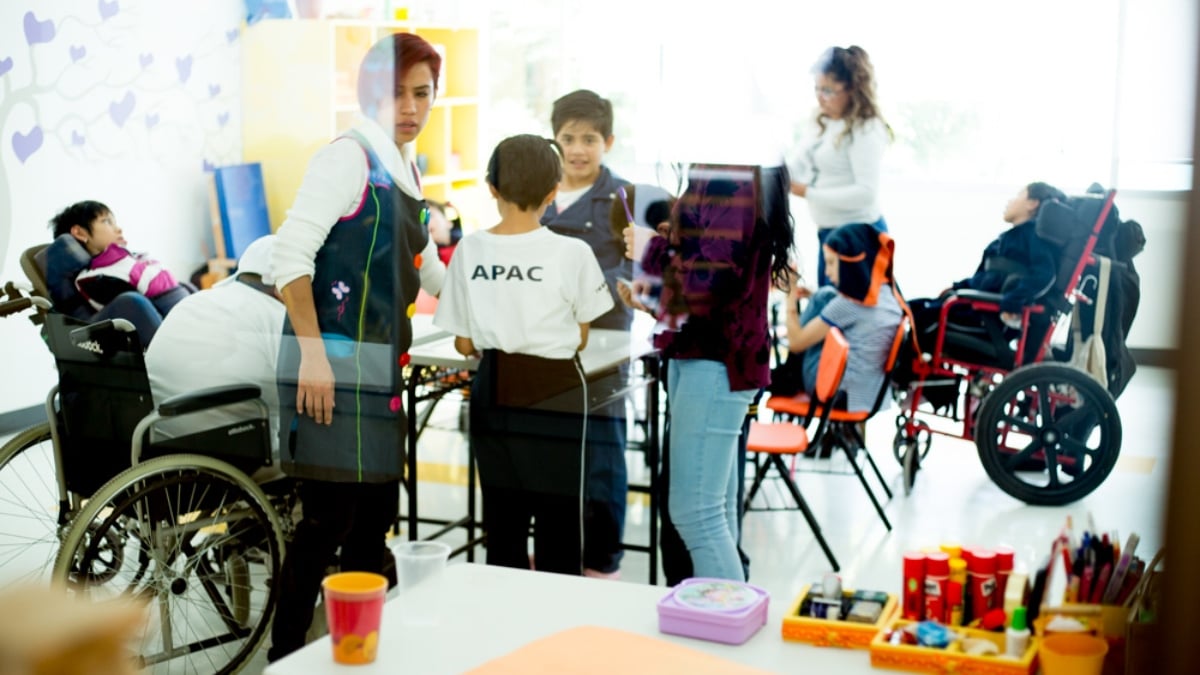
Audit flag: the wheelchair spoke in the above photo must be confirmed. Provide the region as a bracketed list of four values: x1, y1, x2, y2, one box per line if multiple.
[59, 463, 281, 674]
[998, 411, 1039, 435]
[0, 432, 61, 588]
[1002, 438, 1044, 472]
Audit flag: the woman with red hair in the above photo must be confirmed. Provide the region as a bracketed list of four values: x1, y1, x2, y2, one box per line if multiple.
[268, 32, 446, 662]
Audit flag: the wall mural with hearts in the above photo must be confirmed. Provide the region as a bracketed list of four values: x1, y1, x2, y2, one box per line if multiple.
[0, 0, 244, 413]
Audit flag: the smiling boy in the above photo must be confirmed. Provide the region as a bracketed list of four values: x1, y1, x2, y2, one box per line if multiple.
[540, 89, 631, 579]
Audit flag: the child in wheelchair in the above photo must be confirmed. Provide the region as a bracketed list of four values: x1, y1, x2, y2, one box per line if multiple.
[907, 181, 1067, 372]
[45, 200, 194, 344]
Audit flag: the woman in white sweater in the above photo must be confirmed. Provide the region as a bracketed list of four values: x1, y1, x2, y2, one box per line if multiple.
[790, 45, 893, 286]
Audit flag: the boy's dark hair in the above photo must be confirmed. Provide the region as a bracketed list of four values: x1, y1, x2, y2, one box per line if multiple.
[486, 135, 563, 211]
[50, 200, 111, 238]
[1026, 181, 1067, 207]
[550, 89, 613, 138]
[357, 32, 443, 115]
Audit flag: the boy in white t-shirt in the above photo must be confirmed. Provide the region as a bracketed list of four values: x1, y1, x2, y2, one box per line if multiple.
[434, 134, 614, 574]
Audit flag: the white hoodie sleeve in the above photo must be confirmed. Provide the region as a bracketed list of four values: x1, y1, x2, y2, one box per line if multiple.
[271, 138, 368, 290]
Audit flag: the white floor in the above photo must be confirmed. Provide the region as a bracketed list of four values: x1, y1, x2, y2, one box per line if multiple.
[399, 366, 1170, 597]
[2, 366, 1171, 674]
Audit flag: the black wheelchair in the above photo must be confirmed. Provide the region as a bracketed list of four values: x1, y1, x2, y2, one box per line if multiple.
[893, 188, 1143, 505]
[0, 281, 292, 674]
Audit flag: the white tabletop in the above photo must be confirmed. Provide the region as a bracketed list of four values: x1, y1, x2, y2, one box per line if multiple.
[411, 313, 451, 347]
[409, 328, 656, 374]
[264, 563, 879, 674]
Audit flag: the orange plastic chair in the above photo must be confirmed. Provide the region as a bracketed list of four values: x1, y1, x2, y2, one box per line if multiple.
[744, 328, 849, 571]
[763, 317, 910, 532]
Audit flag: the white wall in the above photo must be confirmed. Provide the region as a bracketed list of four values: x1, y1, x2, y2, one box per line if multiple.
[0, 0, 244, 415]
[1, 0, 1192, 416]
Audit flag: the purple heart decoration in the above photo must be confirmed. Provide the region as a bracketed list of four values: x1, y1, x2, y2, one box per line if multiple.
[145, 113, 159, 129]
[217, 111, 230, 127]
[225, 28, 239, 43]
[138, 52, 153, 68]
[98, 0, 119, 20]
[23, 12, 56, 45]
[175, 55, 192, 83]
[108, 91, 136, 127]
[0, 57, 12, 78]
[12, 126, 44, 163]
[208, 83, 221, 98]
[202, 159, 215, 172]
[71, 130, 85, 146]
[70, 45, 86, 62]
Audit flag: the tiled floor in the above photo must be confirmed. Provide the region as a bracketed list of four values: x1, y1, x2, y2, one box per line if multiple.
[1, 365, 1171, 673]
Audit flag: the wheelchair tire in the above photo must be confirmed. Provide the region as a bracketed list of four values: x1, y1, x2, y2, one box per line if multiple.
[51, 454, 284, 675]
[975, 364, 1121, 506]
[900, 438, 920, 496]
[892, 421, 932, 467]
[0, 422, 63, 588]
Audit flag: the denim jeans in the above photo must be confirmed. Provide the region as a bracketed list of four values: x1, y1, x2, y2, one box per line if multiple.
[666, 359, 755, 580]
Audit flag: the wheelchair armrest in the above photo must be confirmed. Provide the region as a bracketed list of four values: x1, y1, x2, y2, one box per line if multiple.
[158, 384, 262, 417]
[946, 289, 1005, 305]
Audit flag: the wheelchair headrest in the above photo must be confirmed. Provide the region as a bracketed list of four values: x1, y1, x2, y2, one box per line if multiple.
[1036, 192, 1120, 254]
[43, 234, 94, 319]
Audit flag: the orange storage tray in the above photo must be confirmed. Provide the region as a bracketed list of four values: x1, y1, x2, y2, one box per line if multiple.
[781, 585, 898, 649]
[869, 619, 1039, 675]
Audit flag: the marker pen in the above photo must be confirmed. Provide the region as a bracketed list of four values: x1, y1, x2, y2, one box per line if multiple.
[1091, 563, 1112, 604]
[1102, 533, 1140, 604]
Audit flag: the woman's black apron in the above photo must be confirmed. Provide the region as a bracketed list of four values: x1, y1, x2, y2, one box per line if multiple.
[278, 132, 427, 483]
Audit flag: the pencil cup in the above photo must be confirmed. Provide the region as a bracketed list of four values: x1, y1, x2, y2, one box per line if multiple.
[390, 540, 452, 626]
[1039, 633, 1108, 675]
[322, 572, 387, 665]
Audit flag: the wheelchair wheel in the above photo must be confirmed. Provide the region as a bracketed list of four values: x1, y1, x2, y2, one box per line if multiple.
[0, 422, 65, 588]
[52, 454, 284, 675]
[975, 364, 1121, 506]
[892, 419, 932, 466]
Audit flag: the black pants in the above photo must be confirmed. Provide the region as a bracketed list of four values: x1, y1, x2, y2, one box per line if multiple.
[482, 486, 581, 574]
[471, 350, 587, 576]
[267, 479, 399, 662]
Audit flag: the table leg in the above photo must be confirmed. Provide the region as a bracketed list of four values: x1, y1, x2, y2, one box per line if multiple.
[406, 367, 420, 541]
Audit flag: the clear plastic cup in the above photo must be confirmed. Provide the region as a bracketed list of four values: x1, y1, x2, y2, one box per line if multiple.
[389, 540, 452, 625]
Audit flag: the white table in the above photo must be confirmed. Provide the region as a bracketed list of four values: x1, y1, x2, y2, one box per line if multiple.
[264, 563, 879, 674]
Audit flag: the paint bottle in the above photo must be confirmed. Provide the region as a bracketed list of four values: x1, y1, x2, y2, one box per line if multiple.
[994, 545, 1015, 602]
[1006, 606, 1031, 658]
[902, 552, 926, 621]
[968, 549, 998, 620]
[947, 557, 967, 626]
[923, 552, 951, 624]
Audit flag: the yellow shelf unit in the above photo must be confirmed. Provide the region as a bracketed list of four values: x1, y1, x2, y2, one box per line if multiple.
[242, 19, 486, 230]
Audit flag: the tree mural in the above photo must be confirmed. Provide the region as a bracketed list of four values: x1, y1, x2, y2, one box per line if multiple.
[0, 0, 242, 265]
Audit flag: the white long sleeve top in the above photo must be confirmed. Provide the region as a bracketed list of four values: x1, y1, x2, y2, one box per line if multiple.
[271, 116, 446, 295]
[789, 116, 889, 228]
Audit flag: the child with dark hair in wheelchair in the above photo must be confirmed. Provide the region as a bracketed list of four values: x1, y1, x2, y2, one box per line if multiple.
[908, 181, 1067, 368]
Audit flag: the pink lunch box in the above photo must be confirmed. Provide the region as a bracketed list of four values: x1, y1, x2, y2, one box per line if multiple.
[657, 577, 770, 645]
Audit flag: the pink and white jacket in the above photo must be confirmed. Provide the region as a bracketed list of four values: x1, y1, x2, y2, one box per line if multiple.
[75, 244, 180, 311]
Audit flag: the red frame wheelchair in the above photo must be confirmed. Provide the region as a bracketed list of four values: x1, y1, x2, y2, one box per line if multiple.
[893, 189, 1128, 506]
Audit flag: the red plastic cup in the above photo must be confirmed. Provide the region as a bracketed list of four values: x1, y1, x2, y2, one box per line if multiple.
[322, 572, 387, 665]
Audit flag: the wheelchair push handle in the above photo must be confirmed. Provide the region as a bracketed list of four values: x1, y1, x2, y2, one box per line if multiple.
[0, 281, 50, 317]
